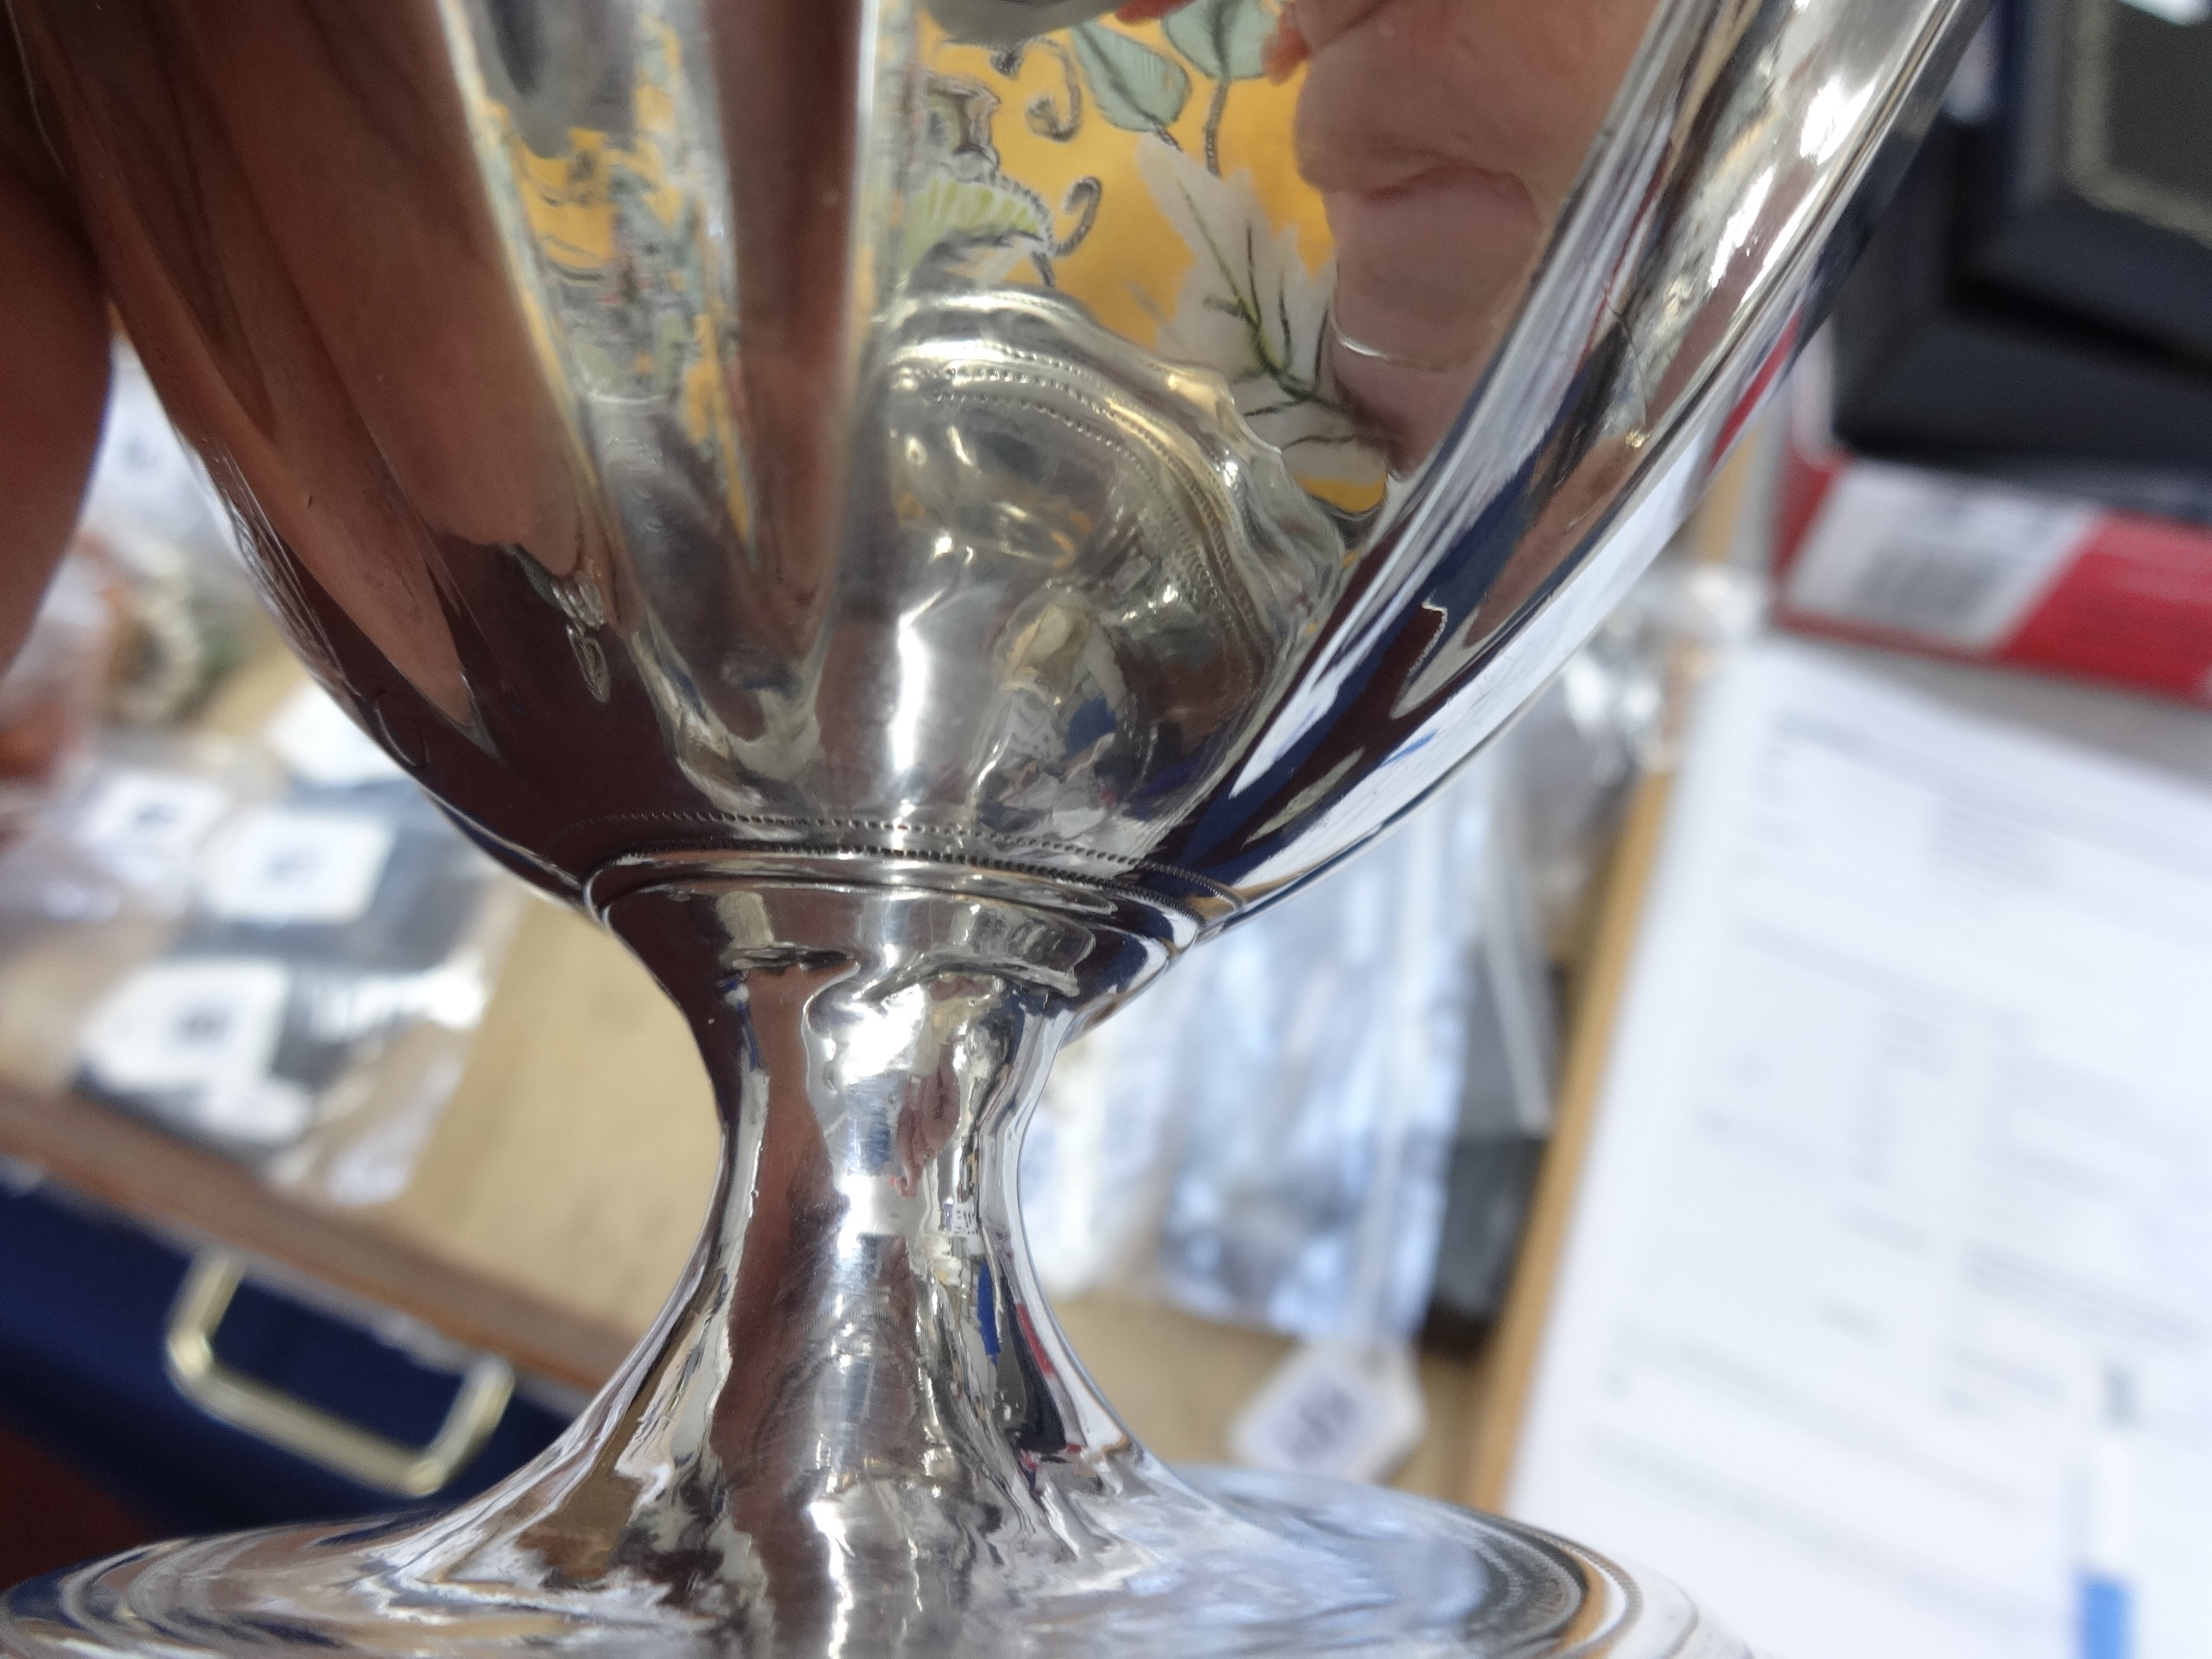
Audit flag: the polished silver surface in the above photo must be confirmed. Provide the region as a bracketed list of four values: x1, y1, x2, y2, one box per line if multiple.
[1, 0, 1971, 1650]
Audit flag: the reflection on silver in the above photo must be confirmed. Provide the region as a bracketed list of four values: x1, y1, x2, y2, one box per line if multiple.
[616, 286, 1346, 876]
[2, 0, 1974, 1651]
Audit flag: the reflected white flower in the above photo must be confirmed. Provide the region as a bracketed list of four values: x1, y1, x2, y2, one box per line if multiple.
[1138, 138, 1384, 496]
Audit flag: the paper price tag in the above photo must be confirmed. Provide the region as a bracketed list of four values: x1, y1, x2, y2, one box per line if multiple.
[79, 958, 312, 1144]
[264, 685, 405, 789]
[1227, 1341, 1427, 1485]
[198, 807, 393, 926]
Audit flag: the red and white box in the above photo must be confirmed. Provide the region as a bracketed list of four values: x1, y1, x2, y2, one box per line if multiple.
[1773, 366, 2212, 704]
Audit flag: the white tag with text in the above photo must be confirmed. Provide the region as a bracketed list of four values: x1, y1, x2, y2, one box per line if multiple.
[1228, 1341, 1427, 1485]
[79, 958, 313, 1144]
[79, 770, 232, 887]
[198, 808, 393, 926]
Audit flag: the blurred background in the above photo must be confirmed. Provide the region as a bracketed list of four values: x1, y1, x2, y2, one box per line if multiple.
[3, 3, 2209, 1655]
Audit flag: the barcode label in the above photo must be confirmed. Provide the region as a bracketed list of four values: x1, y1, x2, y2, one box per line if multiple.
[1786, 464, 2098, 650]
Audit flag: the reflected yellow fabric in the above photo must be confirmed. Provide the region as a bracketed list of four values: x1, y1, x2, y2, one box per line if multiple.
[480, 6, 1379, 531]
[925, 17, 1330, 353]
[486, 17, 754, 540]
[915, 16, 1388, 516]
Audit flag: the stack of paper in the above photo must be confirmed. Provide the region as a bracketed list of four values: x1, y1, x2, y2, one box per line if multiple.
[1511, 638, 2212, 1659]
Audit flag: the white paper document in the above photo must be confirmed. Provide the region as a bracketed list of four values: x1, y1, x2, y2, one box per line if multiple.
[1509, 638, 2212, 1659]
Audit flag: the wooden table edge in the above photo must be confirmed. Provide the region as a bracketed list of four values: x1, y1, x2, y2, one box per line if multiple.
[0, 1080, 634, 1395]
[1462, 766, 1677, 1515]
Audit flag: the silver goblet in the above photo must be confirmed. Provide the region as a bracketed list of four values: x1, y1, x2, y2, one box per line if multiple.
[0, 0, 1970, 1652]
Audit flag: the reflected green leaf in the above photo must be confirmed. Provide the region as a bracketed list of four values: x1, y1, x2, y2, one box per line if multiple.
[1163, 0, 1270, 82]
[1072, 22, 1191, 132]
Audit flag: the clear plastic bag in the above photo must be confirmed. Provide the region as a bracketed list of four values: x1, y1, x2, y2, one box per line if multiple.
[1026, 755, 1549, 1348]
[0, 686, 523, 1207]
[1499, 523, 1766, 957]
[1020, 507, 1767, 1354]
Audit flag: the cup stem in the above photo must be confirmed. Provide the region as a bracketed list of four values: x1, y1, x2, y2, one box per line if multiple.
[406, 869, 1190, 1644]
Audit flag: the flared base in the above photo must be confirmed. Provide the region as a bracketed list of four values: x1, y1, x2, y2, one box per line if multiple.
[1, 1468, 1741, 1659]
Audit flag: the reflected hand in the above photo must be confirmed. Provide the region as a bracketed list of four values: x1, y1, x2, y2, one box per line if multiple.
[0, 57, 109, 670]
[1289, 0, 1657, 467]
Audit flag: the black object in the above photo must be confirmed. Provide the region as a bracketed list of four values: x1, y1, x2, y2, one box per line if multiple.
[0, 1180, 568, 1540]
[1829, 3, 2212, 474]
[1423, 1134, 1546, 1354]
[1970, 0, 2212, 365]
[1832, 119, 2212, 472]
[1422, 946, 1557, 1355]
[180, 783, 492, 977]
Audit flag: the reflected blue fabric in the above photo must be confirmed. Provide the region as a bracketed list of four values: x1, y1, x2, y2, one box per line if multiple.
[0, 1184, 567, 1537]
